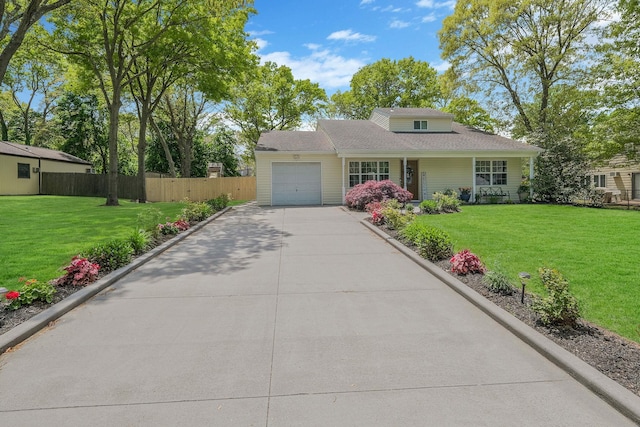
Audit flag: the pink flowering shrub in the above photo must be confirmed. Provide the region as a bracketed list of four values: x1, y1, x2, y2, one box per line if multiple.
[54, 256, 100, 286]
[174, 219, 190, 231]
[346, 180, 413, 211]
[450, 249, 486, 275]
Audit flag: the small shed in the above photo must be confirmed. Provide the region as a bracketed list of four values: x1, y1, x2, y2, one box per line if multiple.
[0, 141, 93, 195]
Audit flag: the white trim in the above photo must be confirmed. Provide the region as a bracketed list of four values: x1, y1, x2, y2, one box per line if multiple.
[529, 157, 534, 198]
[341, 157, 346, 203]
[403, 157, 407, 190]
[472, 157, 476, 200]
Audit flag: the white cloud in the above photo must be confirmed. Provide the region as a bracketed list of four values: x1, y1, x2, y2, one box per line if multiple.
[253, 38, 268, 51]
[390, 19, 411, 29]
[250, 30, 274, 36]
[432, 61, 450, 72]
[360, 0, 375, 4]
[259, 47, 366, 89]
[422, 14, 437, 23]
[416, 0, 456, 9]
[327, 29, 376, 43]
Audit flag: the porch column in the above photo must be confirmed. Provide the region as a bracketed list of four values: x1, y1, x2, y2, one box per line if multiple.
[342, 157, 346, 204]
[403, 157, 407, 190]
[472, 157, 476, 200]
[529, 156, 534, 198]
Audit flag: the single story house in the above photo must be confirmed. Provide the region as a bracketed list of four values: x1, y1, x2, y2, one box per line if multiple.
[255, 108, 543, 206]
[0, 141, 93, 195]
[587, 154, 640, 201]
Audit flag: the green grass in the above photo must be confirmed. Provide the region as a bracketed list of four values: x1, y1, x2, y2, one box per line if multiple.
[415, 204, 640, 343]
[0, 196, 185, 290]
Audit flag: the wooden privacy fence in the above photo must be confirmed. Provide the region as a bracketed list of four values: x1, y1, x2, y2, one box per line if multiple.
[42, 173, 256, 202]
[42, 173, 139, 199]
[145, 176, 256, 202]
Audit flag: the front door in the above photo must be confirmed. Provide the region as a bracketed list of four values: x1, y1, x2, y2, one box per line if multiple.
[401, 160, 419, 200]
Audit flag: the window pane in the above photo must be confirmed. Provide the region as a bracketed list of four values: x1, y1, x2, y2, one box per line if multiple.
[476, 174, 490, 185]
[414, 121, 420, 130]
[379, 174, 389, 181]
[493, 160, 507, 172]
[18, 163, 30, 179]
[379, 161, 389, 174]
[476, 161, 491, 173]
[421, 120, 428, 129]
[349, 175, 360, 187]
[349, 162, 360, 174]
[362, 162, 377, 173]
[362, 174, 375, 182]
[494, 174, 507, 185]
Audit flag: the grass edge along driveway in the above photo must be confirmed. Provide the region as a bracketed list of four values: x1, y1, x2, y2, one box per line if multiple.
[415, 204, 639, 343]
[0, 196, 185, 290]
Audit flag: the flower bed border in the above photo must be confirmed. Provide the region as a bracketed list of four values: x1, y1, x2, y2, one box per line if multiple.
[359, 217, 640, 425]
[0, 206, 232, 355]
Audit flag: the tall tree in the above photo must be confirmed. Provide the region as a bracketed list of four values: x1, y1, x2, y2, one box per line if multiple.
[4, 24, 64, 145]
[0, 0, 70, 86]
[156, 83, 211, 178]
[439, 0, 608, 135]
[51, 0, 203, 205]
[224, 61, 327, 157]
[127, 0, 254, 201]
[589, 0, 640, 160]
[55, 92, 109, 172]
[330, 57, 441, 120]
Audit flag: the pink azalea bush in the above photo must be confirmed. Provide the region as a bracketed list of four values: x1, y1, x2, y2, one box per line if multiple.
[54, 256, 100, 286]
[450, 249, 486, 275]
[346, 180, 413, 211]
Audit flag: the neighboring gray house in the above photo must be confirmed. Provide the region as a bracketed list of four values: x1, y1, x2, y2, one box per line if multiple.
[255, 108, 542, 206]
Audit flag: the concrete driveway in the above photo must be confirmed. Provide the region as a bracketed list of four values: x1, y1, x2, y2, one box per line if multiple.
[0, 203, 637, 426]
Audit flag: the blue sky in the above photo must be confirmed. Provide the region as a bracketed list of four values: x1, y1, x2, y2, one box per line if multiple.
[247, 0, 456, 95]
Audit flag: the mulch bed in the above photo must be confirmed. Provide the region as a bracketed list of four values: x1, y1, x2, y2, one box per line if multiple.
[0, 232, 177, 337]
[379, 223, 640, 398]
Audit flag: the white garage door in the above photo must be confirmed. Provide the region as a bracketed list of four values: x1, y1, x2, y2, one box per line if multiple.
[272, 162, 322, 206]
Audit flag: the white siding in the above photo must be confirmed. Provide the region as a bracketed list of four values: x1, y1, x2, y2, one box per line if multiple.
[419, 157, 522, 201]
[588, 155, 640, 200]
[41, 160, 90, 174]
[389, 117, 452, 132]
[255, 153, 342, 205]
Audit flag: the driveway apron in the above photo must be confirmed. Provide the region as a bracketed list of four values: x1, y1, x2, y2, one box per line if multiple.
[0, 203, 636, 426]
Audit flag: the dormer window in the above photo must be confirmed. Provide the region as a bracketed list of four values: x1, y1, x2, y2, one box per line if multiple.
[413, 120, 428, 130]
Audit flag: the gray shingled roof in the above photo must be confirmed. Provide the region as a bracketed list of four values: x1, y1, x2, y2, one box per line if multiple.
[256, 130, 334, 152]
[317, 120, 541, 153]
[0, 141, 92, 164]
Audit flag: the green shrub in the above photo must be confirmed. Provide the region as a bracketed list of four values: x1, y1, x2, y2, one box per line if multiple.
[419, 199, 439, 214]
[128, 229, 152, 255]
[417, 227, 453, 261]
[433, 192, 461, 213]
[8, 279, 56, 309]
[399, 222, 453, 261]
[381, 201, 415, 230]
[84, 239, 134, 272]
[136, 207, 164, 236]
[206, 194, 231, 212]
[483, 264, 514, 295]
[181, 199, 212, 222]
[531, 267, 580, 326]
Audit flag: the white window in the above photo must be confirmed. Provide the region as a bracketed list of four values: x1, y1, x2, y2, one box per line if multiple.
[475, 160, 507, 186]
[413, 120, 428, 130]
[593, 175, 606, 187]
[349, 161, 390, 187]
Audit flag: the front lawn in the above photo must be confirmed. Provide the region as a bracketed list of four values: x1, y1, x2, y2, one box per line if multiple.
[0, 196, 185, 290]
[415, 204, 639, 342]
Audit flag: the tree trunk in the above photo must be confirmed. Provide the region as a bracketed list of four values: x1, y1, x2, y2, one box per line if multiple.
[106, 91, 121, 206]
[136, 109, 149, 203]
[150, 116, 176, 177]
[0, 109, 8, 140]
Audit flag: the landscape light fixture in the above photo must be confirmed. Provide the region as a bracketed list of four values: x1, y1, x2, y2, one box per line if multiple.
[519, 272, 530, 304]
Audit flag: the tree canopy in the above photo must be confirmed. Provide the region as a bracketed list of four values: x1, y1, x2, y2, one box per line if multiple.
[224, 61, 327, 157]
